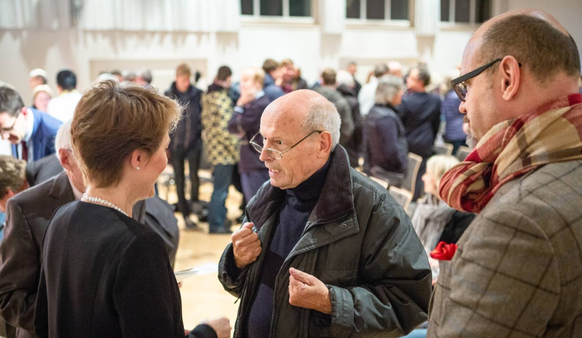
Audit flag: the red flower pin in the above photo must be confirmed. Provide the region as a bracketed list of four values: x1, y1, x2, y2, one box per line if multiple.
[430, 242, 458, 261]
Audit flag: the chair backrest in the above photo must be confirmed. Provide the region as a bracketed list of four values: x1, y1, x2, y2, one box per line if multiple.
[455, 146, 471, 161]
[433, 143, 454, 156]
[402, 153, 422, 195]
[389, 186, 412, 211]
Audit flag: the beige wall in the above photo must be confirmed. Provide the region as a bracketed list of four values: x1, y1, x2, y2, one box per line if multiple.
[1, 0, 581, 106]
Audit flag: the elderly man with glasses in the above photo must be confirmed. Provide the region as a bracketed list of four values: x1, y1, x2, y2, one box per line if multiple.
[427, 10, 582, 338]
[219, 89, 432, 338]
[0, 86, 61, 163]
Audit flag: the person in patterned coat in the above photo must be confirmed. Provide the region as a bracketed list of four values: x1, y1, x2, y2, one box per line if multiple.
[201, 66, 240, 234]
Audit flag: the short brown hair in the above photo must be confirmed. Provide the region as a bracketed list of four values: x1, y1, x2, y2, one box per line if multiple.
[280, 59, 294, 68]
[262, 59, 279, 74]
[71, 81, 181, 188]
[216, 66, 232, 82]
[321, 68, 337, 85]
[0, 155, 26, 199]
[479, 14, 581, 84]
[176, 63, 192, 78]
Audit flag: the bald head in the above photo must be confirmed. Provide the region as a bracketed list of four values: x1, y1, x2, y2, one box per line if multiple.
[262, 90, 341, 148]
[467, 9, 580, 84]
[258, 90, 339, 189]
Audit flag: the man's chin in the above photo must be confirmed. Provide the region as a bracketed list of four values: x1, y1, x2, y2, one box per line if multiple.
[466, 133, 478, 150]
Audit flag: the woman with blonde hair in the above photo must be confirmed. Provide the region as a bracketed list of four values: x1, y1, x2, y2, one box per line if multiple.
[411, 155, 475, 255]
[31, 85, 54, 112]
[34, 81, 230, 338]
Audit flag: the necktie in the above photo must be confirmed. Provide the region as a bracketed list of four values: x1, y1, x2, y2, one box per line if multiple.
[21, 141, 28, 161]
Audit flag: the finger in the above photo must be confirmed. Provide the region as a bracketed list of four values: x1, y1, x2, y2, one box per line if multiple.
[288, 275, 304, 290]
[231, 227, 256, 242]
[233, 233, 260, 247]
[289, 268, 312, 285]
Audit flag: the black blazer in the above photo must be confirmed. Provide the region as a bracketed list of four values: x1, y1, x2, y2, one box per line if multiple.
[33, 202, 215, 338]
[25, 155, 63, 187]
[0, 172, 75, 338]
[0, 173, 146, 338]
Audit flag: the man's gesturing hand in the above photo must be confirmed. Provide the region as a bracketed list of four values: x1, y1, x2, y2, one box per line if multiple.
[288, 268, 332, 314]
[232, 222, 262, 269]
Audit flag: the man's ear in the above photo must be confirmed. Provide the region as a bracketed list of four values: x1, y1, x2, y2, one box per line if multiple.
[317, 132, 333, 158]
[499, 56, 521, 101]
[59, 149, 71, 171]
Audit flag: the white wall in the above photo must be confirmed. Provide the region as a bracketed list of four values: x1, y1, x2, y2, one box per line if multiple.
[1, 0, 581, 106]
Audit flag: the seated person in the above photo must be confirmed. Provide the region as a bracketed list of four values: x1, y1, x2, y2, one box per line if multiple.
[364, 76, 408, 186]
[411, 155, 475, 281]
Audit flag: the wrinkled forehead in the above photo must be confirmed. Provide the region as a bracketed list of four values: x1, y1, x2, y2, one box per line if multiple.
[260, 101, 309, 139]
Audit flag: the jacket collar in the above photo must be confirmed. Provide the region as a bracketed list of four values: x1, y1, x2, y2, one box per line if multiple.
[49, 171, 75, 203]
[248, 146, 355, 228]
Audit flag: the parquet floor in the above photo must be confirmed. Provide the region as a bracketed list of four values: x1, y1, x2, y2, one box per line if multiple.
[158, 169, 242, 332]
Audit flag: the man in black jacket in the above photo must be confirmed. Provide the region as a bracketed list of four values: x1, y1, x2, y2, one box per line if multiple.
[219, 90, 431, 338]
[165, 64, 204, 230]
[399, 67, 441, 199]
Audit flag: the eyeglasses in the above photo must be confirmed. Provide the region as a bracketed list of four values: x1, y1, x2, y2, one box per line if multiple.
[1, 114, 19, 134]
[450, 58, 521, 102]
[250, 130, 322, 160]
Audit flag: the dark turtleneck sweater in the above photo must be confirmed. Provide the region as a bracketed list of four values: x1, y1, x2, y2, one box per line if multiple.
[246, 158, 331, 338]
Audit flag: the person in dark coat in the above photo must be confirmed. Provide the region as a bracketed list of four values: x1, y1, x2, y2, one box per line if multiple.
[33, 81, 230, 338]
[261, 59, 284, 102]
[227, 68, 271, 202]
[336, 70, 363, 168]
[399, 67, 441, 199]
[347, 61, 362, 95]
[365, 76, 408, 186]
[219, 90, 431, 338]
[164, 63, 204, 230]
[314, 69, 355, 156]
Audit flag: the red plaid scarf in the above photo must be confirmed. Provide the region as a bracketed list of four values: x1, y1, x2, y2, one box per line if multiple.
[439, 93, 582, 213]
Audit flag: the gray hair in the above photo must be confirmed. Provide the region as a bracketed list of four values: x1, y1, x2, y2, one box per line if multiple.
[336, 70, 354, 88]
[375, 76, 404, 105]
[374, 63, 389, 78]
[303, 99, 341, 150]
[55, 119, 72, 160]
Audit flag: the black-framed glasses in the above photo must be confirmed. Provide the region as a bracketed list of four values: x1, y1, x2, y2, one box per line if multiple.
[250, 130, 323, 160]
[1, 113, 19, 134]
[450, 58, 521, 102]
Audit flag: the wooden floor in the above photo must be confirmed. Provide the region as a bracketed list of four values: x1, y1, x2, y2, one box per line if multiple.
[159, 169, 243, 331]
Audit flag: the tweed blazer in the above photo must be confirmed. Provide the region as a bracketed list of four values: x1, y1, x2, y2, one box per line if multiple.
[427, 160, 582, 338]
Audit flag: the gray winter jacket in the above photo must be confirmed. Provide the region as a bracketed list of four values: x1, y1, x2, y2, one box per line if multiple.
[218, 147, 432, 338]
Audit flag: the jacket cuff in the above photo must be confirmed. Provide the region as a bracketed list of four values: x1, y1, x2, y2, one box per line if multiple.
[327, 285, 354, 338]
[188, 324, 217, 338]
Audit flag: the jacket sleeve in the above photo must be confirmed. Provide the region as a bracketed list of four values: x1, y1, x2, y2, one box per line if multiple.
[327, 203, 432, 338]
[431, 99, 442, 140]
[427, 210, 559, 338]
[0, 199, 41, 333]
[217, 243, 249, 298]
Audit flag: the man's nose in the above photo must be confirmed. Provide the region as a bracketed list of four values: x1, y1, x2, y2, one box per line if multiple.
[458, 100, 467, 114]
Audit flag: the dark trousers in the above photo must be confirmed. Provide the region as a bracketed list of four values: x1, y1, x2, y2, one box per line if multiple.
[170, 143, 201, 218]
[241, 170, 270, 202]
[209, 164, 235, 230]
[414, 158, 428, 201]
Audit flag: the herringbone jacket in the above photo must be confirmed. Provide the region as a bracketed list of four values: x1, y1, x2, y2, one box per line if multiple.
[201, 85, 240, 166]
[428, 160, 582, 337]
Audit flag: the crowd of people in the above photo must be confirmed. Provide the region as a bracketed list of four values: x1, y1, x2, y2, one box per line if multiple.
[0, 7, 582, 338]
